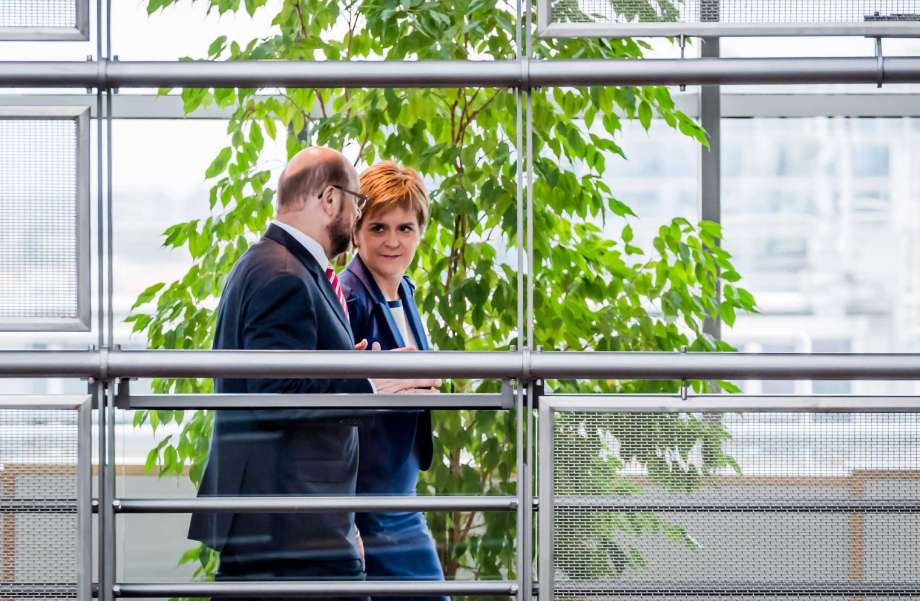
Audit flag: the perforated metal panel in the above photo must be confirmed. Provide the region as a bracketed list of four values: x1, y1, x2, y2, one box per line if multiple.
[539, 398, 920, 599]
[0, 0, 88, 40]
[0, 398, 91, 601]
[0, 108, 90, 331]
[538, 0, 920, 37]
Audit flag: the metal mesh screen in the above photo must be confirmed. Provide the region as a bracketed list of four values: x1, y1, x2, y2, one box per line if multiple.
[550, 411, 920, 598]
[0, 409, 79, 599]
[551, 0, 920, 25]
[0, 119, 80, 323]
[0, 0, 76, 29]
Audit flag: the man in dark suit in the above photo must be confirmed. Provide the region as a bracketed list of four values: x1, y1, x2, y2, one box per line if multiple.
[188, 147, 441, 595]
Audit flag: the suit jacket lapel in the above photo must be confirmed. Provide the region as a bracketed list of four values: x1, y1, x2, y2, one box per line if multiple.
[348, 254, 406, 348]
[263, 224, 352, 338]
[399, 279, 429, 351]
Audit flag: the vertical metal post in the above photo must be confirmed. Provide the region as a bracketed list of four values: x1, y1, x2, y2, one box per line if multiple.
[97, 0, 116, 599]
[77, 397, 93, 601]
[105, 88, 114, 348]
[699, 1, 721, 342]
[523, 379, 534, 601]
[523, 2, 535, 598]
[514, 1, 526, 600]
[536, 400, 554, 601]
[103, 380, 117, 601]
[105, 0, 114, 347]
[94, 379, 111, 601]
[93, 0, 108, 597]
[94, 63, 103, 349]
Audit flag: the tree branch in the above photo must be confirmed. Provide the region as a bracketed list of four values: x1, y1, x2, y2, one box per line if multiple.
[343, 5, 361, 119]
[292, 1, 308, 40]
[354, 130, 370, 165]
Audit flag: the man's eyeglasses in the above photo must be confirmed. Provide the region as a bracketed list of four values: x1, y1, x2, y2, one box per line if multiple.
[322, 185, 368, 214]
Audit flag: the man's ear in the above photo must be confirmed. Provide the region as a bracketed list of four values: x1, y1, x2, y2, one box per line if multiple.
[318, 186, 337, 220]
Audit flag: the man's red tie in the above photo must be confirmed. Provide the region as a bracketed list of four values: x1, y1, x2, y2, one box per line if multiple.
[325, 267, 350, 322]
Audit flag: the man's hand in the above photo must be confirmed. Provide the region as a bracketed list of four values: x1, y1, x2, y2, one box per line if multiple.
[355, 525, 365, 569]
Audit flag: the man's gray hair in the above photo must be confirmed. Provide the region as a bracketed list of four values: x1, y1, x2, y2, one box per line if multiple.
[277, 155, 350, 207]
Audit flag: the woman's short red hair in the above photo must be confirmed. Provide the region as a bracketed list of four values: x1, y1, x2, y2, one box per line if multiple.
[357, 161, 429, 231]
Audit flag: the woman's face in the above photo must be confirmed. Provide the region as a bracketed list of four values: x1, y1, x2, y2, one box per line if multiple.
[354, 206, 422, 282]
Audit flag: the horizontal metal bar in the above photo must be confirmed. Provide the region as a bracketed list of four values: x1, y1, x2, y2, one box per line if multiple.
[0, 583, 79, 596]
[103, 498, 920, 513]
[0, 27, 87, 41]
[0, 394, 92, 409]
[0, 351, 101, 377]
[0, 316, 91, 332]
[552, 498, 920, 513]
[543, 394, 920, 412]
[114, 581, 517, 598]
[107, 350, 522, 379]
[6, 92, 919, 120]
[122, 393, 513, 410]
[532, 57, 920, 86]
[0, 105, 91, 119]
[0, 94, 300, 119]
[4, 350, 920, 380]
[552, 582, 920, 596]
[539, 21, 920, 38]
[0, 499, 78, 513]
[530, 352, 920, 381]
[719, 92, 920, 118]
[1, 57, 920, 89]
[114, 496, 518, 513]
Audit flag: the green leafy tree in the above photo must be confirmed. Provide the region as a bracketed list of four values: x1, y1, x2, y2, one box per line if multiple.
[129, 0, 756, 584]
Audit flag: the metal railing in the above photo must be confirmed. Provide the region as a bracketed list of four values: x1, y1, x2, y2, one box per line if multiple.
[5, 353, 920, 598]
[1, 57, 920, 88]
[539, 392, 920, 599]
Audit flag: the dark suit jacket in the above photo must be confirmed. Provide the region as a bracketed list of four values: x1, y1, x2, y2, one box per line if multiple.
[188, 224, 374, 568]
[340, 254, 434, 474]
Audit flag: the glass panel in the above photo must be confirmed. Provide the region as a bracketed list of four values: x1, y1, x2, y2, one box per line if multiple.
[722, 117, 920, 395]
[0, 117, 81, 326]
[0, 0, 77, 29]
[603, 120, 699, 248]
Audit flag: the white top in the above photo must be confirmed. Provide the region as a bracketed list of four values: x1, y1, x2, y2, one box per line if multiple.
[387, 300, 418, 348]
[271, 220, 329, 270]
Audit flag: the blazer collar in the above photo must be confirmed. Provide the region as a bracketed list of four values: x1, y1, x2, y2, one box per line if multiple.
[270, 220, 329, 270]
[399, 278, 429, 351]
[264, 224, 351, 336]
[345, 254, 429, 350]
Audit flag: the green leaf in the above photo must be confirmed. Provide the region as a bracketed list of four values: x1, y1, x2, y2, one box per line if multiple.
[144, 447, 158, 473]
[131, 282, 165, 309]
[622, 223, 634, 243]
[207, 35, 228, 58]
[206, 147, 232, 179]
[719, 301, 737, 326]
[638, 101, 652, 130]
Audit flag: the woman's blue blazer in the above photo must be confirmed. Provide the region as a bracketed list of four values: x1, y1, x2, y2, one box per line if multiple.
[340, 253, 434, 472]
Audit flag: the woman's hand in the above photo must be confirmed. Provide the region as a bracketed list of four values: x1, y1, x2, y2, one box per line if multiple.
[361, 340, 442, 392]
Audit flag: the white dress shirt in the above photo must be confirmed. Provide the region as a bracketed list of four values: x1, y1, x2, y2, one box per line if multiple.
[271, 220, 376, 391]
[271, 220, 330, 270]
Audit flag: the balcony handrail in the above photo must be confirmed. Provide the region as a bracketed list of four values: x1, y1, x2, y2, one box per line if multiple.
[112, 496, 518, 513]
[3, 349, 920, 380]
[1, 57, 920, 88]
